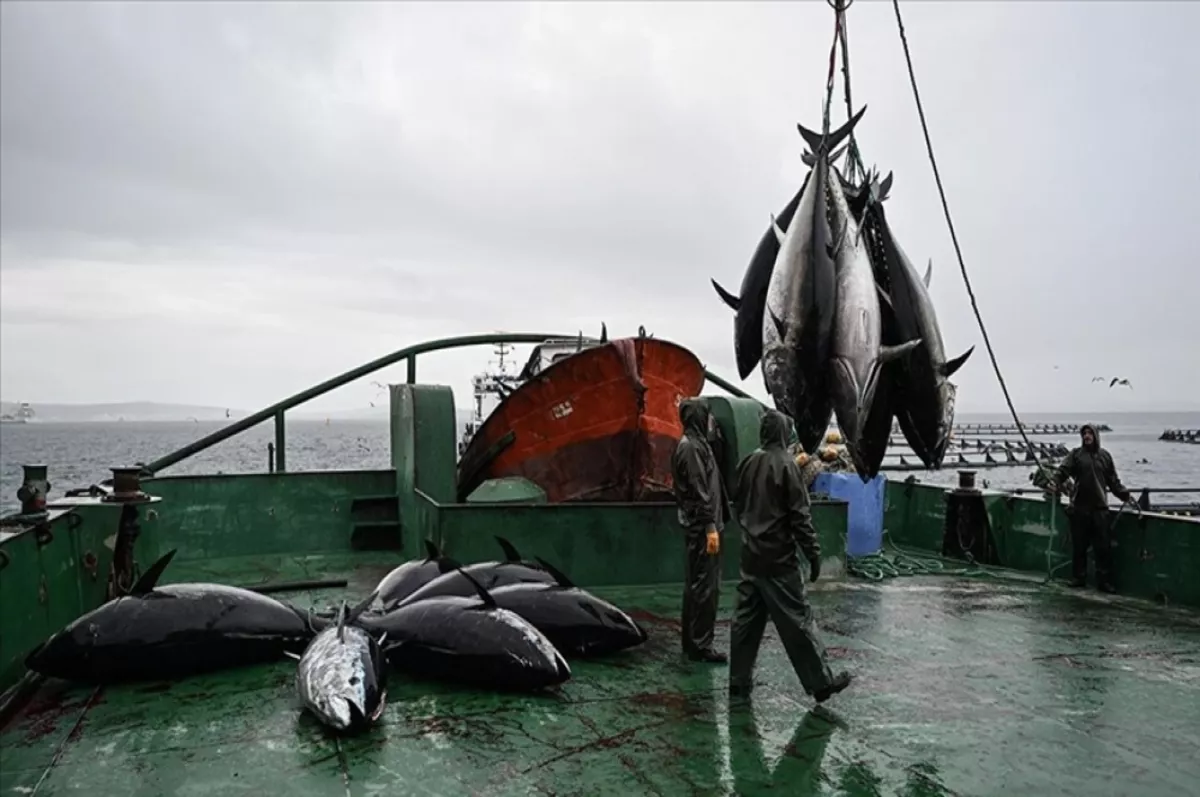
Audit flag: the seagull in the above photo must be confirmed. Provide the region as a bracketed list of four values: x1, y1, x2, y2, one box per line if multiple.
[1110, 378, 1132, 389]
[1091, 377, 1106, 383]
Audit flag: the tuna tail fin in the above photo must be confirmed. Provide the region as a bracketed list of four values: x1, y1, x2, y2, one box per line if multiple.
[924, 259, 932, 288]
[422, 539, 442, 560]
[940, 346, 975, 378]
[711, 279, 741, 311]
[131, 549, 177, 595]
[494, 536, 522, 562]
[800, 142, 849, 168]
[534, 556, 575, 589]
[881, 339, 923, 363]
[456, 567, 498, 609]
[796, 105, 867, 157]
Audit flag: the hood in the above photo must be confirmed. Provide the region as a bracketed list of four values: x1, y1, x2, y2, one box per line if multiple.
[759, 409, 790, 449]
[679, 399, 711, 437]
[1080, 423, 1100, 450]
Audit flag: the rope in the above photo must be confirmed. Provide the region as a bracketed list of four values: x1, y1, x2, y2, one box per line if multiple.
[835, 10, 867, 182]
[821, 1, 846, 138]
[889, 0, 1046, 475]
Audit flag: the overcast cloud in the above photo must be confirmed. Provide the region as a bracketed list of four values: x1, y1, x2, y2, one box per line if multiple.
[2, 1, 1197, 415]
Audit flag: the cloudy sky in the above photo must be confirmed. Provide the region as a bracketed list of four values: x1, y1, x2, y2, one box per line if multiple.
[2, 1, 1197, 416]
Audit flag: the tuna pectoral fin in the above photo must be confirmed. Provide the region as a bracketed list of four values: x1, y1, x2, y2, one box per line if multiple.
[494, 536, 522, 562]
[796, 105, 867, 155]
[711, 279, 741, 311]
[347, 590, 379, 626]
[456, 567, 499, 609]
[131, 549, 177, 595]
[924, 259, 933, 288]
[767, 307, 788, 341]
[881, 339, 923, 363]
[874, 283, 895, 311]
[769, 214, 786, 245]
[940, 346, 975, 378]
[534, 556, 576, 589]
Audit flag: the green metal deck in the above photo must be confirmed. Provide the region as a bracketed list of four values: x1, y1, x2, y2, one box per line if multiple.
[3, 554, 1198, 797]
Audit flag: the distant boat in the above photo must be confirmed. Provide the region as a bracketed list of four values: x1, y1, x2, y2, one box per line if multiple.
[0, 402, 35, 424]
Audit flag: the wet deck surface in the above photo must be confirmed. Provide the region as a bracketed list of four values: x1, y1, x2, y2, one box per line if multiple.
[3, 554, 1199, 796]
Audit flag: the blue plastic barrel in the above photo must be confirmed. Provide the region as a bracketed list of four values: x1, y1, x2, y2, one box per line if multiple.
[811, 472, 887, 557]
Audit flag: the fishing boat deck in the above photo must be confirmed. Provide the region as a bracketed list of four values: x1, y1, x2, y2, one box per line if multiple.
[3, 553, 1199, 797]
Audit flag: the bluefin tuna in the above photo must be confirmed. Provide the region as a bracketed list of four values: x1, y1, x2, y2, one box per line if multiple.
[397, 536, 554, 606]
[359, 569, 571, 692]
[762, 109, 866, 453]
[858, 194, 974, 467]
[712, 145, 846, 381]
[374, 539, 462, 611]
[25, 550, 314, 684]
[293, 593, 387, 733]
[489, 558, 647, 658]
[815, 131, 922, 474]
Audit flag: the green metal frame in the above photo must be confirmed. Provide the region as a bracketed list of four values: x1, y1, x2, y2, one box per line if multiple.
[140, 332, 758, 477]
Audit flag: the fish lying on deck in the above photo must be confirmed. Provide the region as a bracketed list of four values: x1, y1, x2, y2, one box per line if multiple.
[25, 550, 314, 684]
[293, 593, 387, 733]
[359, 569, 571, 692]
[397, 536, 555, 606]
[489, 558, 647, 658]
[762, 110, 866, 453]
[374, 539, 462, 611]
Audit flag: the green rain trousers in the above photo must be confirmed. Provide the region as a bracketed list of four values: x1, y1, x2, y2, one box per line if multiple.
[728, 567, 836, 696]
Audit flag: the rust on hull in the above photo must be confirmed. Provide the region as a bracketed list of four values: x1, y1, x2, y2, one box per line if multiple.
[457, 336, 706, 503]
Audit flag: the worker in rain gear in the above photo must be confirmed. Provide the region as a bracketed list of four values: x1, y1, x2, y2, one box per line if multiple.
[670, 399, 729, 663]
[728, 409, 851, 702]
[1047, 423, 1132, 592]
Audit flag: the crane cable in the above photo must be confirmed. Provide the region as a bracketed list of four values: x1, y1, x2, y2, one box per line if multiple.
[888, 0, 1046, 473]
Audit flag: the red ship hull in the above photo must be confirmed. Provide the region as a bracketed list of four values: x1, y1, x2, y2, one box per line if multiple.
[456, 337, 706, 503]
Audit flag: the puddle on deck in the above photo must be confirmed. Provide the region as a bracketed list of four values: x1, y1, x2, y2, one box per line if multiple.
[2, 567, 1199, 796]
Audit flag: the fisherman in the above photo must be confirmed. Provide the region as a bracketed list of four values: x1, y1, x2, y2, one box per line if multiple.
[1045, 423, 1133, 592]
[728, 409, 851, 702]
[670, 398, 729, 663]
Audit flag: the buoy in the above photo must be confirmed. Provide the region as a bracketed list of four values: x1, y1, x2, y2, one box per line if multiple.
[795, 452, 811, 467]
[819, 446, 839, 463]
[825, 430, 843, 444]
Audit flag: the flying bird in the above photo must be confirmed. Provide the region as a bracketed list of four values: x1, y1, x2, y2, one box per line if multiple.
[1110, 378, 1132, 389]
[1091, 377, 1106, 383]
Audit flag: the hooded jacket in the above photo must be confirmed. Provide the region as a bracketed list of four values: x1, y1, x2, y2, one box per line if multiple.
[671, 399, 727, 531]
[732, 409, 821, 577]
[1053, 423, 1131, 511]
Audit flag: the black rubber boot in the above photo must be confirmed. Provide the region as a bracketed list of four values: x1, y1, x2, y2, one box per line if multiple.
[1068, 578, 1087, 588]
[687, 649, 728, 664]
[814, 671, 852, 704]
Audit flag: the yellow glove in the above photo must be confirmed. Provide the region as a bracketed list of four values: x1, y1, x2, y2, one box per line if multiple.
[705, 526, 720, 555]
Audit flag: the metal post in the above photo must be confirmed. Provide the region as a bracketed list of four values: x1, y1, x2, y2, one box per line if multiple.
[274, 410, 286, 473]
[268, 443, 276, 474]
[407, 355, 416, 384]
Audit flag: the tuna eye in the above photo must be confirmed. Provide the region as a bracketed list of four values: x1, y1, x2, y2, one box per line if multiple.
[349, 676, 360, 685]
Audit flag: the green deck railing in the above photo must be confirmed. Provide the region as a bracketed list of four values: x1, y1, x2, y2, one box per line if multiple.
[140, 331, 758, 476]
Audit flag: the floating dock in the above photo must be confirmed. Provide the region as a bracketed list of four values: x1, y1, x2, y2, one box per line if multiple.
[1159, 428, 1199, 445]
